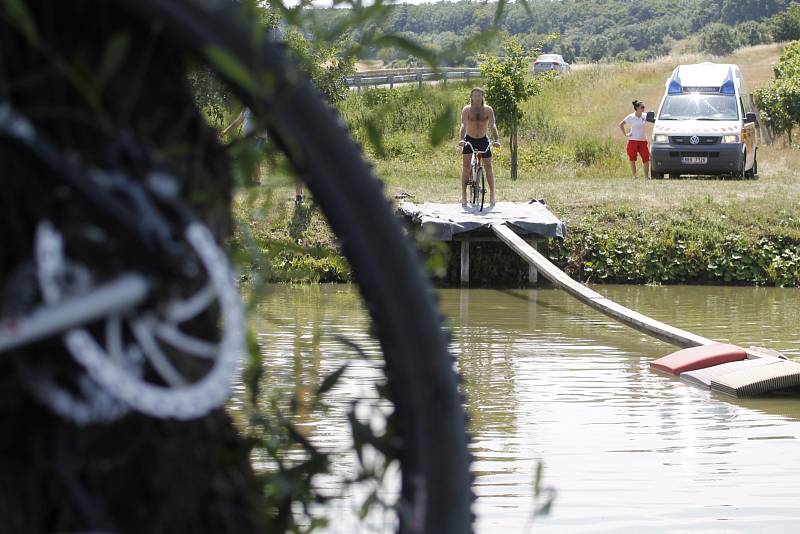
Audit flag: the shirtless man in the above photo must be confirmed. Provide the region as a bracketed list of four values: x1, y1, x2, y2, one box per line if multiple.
[458, 87, 501, 207]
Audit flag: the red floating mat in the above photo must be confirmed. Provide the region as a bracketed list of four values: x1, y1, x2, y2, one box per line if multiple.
[650, 343, 747, 376]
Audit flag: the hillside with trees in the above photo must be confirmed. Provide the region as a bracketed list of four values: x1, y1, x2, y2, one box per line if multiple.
[309, 0, 796, 66]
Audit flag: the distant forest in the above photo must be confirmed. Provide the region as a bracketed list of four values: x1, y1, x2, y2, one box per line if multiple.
[309, 0, 794, 65]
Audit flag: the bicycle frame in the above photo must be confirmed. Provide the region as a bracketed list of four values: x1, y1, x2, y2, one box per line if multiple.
[463, 140, 492, 166]
[462, 140, 492, 210]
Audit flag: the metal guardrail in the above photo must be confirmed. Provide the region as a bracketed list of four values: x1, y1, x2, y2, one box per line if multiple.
[346, 69, 482, 90]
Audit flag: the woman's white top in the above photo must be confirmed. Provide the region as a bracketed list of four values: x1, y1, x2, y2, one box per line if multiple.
[624, 113, 647, 141]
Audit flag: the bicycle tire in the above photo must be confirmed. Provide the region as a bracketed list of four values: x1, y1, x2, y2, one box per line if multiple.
[477, 166, 486, 212]
[469, 164, 478, 206]
[122, 2, 474, 532]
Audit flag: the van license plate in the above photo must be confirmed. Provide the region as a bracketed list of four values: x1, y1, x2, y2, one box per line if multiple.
[681, 156, 707, 164]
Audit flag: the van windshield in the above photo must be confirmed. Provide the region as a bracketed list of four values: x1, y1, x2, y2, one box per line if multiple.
[658, 94, 739, 121]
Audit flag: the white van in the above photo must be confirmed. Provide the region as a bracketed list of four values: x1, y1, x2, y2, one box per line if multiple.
[647, 63, 759, 179]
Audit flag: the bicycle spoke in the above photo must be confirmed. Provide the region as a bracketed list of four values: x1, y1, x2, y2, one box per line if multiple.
[154, 322, 219, 359]
[106, 315, 127, 367]
[164, 283, 215, 323]
[130, 316, 187, 387]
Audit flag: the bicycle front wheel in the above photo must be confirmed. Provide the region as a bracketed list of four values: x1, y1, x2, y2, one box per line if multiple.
[123, 2, 475, 532]
[477, 166, 486, 211]
[469, 166, 478, 206]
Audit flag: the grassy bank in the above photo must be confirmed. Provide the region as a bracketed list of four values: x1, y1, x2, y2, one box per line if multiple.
[235, 43, 800, 286]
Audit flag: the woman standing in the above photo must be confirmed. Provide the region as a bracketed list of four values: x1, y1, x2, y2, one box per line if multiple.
[619, 100, 650, 179]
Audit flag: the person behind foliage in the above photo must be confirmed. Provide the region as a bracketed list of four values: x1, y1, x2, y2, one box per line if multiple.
[221, 107, 305, 203]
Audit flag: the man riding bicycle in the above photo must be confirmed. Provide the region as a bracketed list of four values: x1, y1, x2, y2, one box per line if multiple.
[459, 87, 500, 207]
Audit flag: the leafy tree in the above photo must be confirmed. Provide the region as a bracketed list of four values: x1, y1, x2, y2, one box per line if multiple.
[721, 0, 789, 25]
[736, 20, 772, 46]
[284, 31, 355, 105]
[188, 68, 234, 127]
[755, 78, 800, 143]
[309, 0, 781, 65]
[699, 23, 740, 55]
[771, 4, 800, 41]
[773, 40, 800, 78]
[755, 41, 800, 143]
[584, 35, 609, 61]
[480, 38, 543, 180]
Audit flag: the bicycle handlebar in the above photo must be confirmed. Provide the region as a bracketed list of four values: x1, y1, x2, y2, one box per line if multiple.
[461, 140, 499, 154]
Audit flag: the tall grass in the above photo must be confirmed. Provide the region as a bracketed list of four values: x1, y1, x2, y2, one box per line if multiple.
[236, 43, 800, 283]
[337, 44, 797, 205]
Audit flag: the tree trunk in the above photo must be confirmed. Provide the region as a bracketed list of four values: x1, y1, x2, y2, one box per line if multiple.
[510, 113, 519, 181]
[0, 3, 266, 532]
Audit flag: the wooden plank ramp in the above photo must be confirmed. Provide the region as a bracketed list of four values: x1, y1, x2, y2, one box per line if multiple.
[491, 223, 774, 359]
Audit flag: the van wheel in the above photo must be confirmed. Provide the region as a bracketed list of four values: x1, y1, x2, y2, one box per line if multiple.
[668, 173, 680, 179]
[737, 151, 747, 179]
[745, 151, 758, 179]
[651, 172, 664, 179]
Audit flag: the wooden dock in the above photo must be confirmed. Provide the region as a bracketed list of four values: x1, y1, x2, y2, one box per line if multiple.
[399, 201, 779, 357]
[397, 200, 566, 286]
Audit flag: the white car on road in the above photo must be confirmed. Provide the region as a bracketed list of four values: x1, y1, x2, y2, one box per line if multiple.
[533, 54, 570, 74]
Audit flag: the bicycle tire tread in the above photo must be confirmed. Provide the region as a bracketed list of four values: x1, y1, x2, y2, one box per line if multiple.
[122, 2, 475, 532]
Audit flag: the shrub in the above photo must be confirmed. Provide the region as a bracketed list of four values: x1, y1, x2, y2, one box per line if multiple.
[737, 20, 772, 46]
[771, 5, 800, 42]
[754, 40, 800, 143]
[699, 23, 740, 56]
[573, 137, 615, 166]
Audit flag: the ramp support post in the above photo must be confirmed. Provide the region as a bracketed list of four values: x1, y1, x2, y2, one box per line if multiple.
[528, 239, 538, 286]
[460, 239, 469, 286]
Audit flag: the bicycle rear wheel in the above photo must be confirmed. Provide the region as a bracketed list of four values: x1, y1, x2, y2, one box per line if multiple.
[122, 2, 474, 532]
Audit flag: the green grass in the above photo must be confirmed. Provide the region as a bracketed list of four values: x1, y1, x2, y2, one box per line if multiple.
[231, 187, 349, 283]
[235, 43, 800, 286]
[358, 44, 800, 233]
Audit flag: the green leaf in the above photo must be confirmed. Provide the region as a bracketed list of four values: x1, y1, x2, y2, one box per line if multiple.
[533, 461, 544, 498]
[328, 2, 391, 38]
[205, 45, 259, 95]
[285, 421, 320, 455]
[359, 489, 380, 520]
[460, 29, 500, 53]
[429, 105, 453, 147]
[316, 363, 349, 397]
[3, 0, 38, 44]
[243, 328, 263, 406]
[335, 334, 373, 360]
[493, 0, 507, 26]
[372, 34, 437, 69]
[364, 117, 386, 158]
[96, 32, 130, 89]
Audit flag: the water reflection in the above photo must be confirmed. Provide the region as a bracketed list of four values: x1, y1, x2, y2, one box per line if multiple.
[444, 285, 800, 533]
[231, 285, 394, 532]
[240, 284, 800, 533]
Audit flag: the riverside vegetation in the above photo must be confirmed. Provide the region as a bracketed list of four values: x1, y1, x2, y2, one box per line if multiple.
[232, 42, 800, 287]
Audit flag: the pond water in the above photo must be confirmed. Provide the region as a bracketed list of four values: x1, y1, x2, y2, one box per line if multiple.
[235, 284, 800, 533]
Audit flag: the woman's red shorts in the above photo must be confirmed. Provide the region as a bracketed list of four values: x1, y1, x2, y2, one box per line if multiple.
[626, 140, 650, 162]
